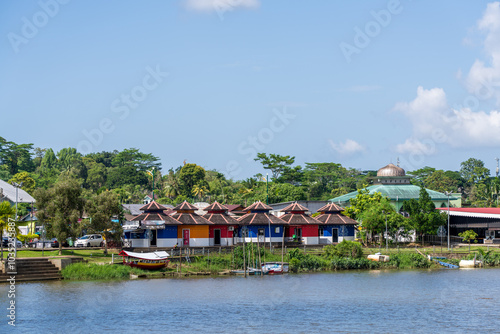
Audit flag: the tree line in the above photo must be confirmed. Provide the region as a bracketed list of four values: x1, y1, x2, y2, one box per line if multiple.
[1, 136, 499, 209]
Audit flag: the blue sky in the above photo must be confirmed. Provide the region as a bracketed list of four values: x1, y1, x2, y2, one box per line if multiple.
[2, 0, 500, 179]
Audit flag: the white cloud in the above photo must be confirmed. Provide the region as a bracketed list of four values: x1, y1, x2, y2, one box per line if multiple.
[395, 86, 500, 154]
[395, 3, 500, 155]
[395, 138, 436, 155]
[465, 2, 500, 105]
[329, 139, 365, 155]
[183, 0, 260, 12]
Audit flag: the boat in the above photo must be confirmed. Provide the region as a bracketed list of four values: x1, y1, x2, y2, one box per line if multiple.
[261, 262, 289, 274]
[367, 253, 390, 262]
[459, 258, 482, 268]
[118, 250, 170, 270]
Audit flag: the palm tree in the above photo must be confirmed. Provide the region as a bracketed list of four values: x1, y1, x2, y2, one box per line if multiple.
[0, 201, 16, 261]
[239, 187, 253, 207]
[192, 185, 208, 201]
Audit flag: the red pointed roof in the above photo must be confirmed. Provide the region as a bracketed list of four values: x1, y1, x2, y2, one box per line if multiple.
[238, 212, 288, 225]
[280, 213, 321, 225]
[139, 201, 169, 211]
[173, 201, 198, 211]
[315, 213, 357, 225]
[204, 201, 228, 213]
[281, 202, 308, 213]
[317, 203, 344, 213]
[131, 212, 182, 225]
[203, 212, 240, 225]
[171, 212, 214, 225]
[244, 201, 273, 212]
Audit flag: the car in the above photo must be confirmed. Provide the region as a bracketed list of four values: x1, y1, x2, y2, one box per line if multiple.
[2, 237, 22, 249]
[74, 234, 104, 247]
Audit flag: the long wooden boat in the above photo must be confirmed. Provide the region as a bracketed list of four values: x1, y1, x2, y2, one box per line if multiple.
[261, 262, 289, 274]
[119, 250, 170, 270]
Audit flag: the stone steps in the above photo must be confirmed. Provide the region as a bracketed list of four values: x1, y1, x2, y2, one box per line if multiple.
[1, 258, 62, 282]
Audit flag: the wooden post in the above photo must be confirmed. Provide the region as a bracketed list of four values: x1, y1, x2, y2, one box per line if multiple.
[243, 229, 247, 278]
[281, 226, 285, 271]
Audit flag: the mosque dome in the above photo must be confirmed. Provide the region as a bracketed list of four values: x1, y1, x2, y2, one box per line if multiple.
[377, 163, 406, 177]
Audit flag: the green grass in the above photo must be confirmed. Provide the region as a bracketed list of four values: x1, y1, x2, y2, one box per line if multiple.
[1, 248, 120, 263]
[62, 262, 149, 280]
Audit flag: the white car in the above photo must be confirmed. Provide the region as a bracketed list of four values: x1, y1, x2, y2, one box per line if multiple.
[75, 234, 104, 247]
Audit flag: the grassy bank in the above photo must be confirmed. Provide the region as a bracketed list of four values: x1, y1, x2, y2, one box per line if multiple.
[1, 248, 120, 263]
[62, 262, 151, 280]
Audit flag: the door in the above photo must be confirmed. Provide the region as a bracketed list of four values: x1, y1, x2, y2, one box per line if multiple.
[332, 228, 338, 243]
[295, 228, 302, 240]
[183, 229, 190, 246]
[214, 229, 221, 246]
[258, 229, 265, 243]
[150, 230, 157, 247]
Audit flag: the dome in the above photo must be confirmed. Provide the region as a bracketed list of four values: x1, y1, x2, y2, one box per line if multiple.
[377, 163, 405, 177]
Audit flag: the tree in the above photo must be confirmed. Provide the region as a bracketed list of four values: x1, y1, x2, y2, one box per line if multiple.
[458, 230, 478, 252]
[254, 153, 295, 180]
[86, 163, 107, 191]
[34, 178, 85, 255]
[423, 170, 459, 193]
[460, 158, 490, 186]
[408, 166, 436, 186]
[401, 186, 446, 244]
[0, 136, 34, 175]
[178, 163, 206, 197]
[8, 172, 36, 194]
[0, 201, 16, 260]
[40, 148, 58, 170]
[86, 191, 123, 254]
[192, 184, 208, 201]
[105, 165, 148, 189]
[111, 148, 161, 171]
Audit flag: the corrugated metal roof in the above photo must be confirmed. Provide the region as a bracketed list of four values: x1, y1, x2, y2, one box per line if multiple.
[0, 179, 36, 203]
[330, 184, 457, 203]
[437, 207, 500, 219]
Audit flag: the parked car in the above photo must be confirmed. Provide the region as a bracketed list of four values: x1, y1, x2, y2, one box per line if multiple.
[27, 238, 70, 248]
[2, 237, 22, 248]
[75, 234, 104, 247]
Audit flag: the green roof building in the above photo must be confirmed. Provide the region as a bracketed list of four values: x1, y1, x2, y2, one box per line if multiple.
[330, 163, 460, 211]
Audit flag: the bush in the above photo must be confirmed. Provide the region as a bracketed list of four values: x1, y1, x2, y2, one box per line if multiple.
[62, 263, 148, 280]
[324, 240, 363, 259]
[389, 253, 431, 269]
[330, 257, 378, 270]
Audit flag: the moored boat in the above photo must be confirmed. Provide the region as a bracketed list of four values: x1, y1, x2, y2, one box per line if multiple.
[367, 254, 390, 262]
[261, 262, 289, 274]
[119, 250, 170, 270]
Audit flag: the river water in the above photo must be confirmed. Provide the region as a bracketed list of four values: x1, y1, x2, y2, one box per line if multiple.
[2, 268, 500, 333]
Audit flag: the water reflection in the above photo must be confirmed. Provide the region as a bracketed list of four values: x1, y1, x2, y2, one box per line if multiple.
[1, 269, 499, 333]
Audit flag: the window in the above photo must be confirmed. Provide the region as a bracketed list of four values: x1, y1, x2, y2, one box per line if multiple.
[319, 227, 324, 237]
[275, 227, 280, 233]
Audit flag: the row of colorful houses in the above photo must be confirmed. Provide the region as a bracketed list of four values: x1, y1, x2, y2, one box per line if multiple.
[123, 200, 358, 248]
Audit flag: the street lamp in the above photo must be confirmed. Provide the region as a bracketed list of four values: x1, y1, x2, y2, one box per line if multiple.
[444, 191, 451, 251]
[382, 210, 388, 252]
[11, 181, 23, 257]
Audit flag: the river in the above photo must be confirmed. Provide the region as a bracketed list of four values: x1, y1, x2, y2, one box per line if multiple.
[1, 268, 500, 333]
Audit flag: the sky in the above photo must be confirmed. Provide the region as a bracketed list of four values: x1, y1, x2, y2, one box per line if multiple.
[2, 0, 500, 180]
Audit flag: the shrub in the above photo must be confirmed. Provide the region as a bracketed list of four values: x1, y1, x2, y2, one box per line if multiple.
[324, 240, 363, 259]
[388, 253, 431, 269]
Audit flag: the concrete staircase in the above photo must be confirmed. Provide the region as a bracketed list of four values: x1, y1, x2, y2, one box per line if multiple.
[0, 258, 62, 282]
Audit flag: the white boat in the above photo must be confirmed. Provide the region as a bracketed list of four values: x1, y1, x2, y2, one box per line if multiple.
[261, 262, 289, 274]
[367, 254, 390, 262]
[459, 259, 482, 268]
[119, 250, 170, 270]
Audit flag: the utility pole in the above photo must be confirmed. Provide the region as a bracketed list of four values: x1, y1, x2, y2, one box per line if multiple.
[445, 191, 451, 251]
